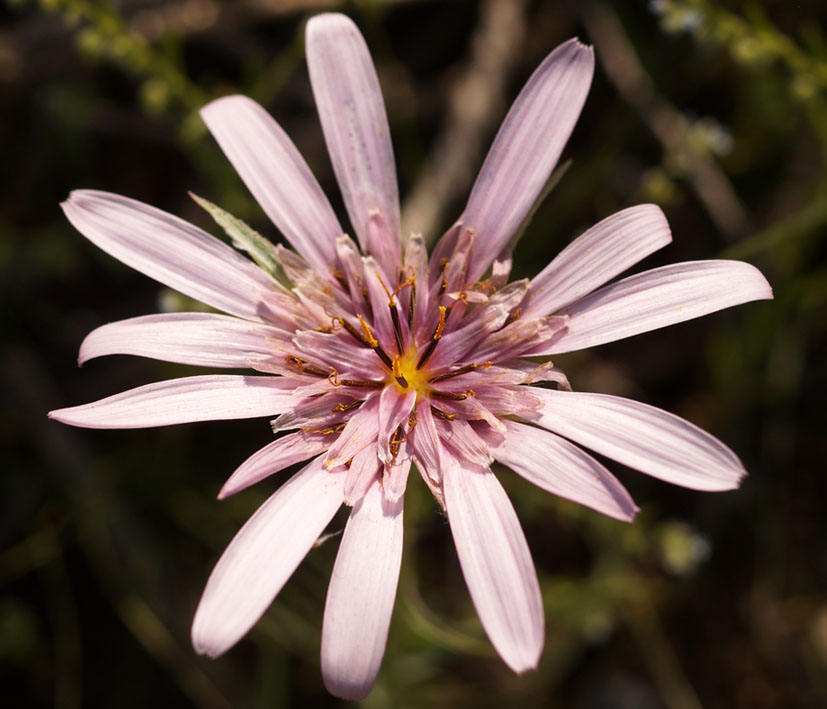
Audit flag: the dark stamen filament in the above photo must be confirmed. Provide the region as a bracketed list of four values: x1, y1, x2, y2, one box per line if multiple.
[430, 389, 475, 401]
[416, 305, 447, 369]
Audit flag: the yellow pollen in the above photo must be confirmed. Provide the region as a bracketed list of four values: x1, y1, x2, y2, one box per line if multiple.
[434, 306, 447, 340]
[357, 314, 379, 348]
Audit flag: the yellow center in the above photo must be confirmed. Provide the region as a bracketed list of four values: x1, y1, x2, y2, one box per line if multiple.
[392, 347, 432, 396]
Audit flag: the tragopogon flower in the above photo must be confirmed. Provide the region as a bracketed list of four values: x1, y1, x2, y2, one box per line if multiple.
[49, 13, 772, 700]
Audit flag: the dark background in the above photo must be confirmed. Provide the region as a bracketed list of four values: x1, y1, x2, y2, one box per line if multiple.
[2, 0, 826, 707]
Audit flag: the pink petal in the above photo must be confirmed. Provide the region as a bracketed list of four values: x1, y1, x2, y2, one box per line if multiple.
[344, 444, 381, 506]
[219, 431, 332, 499]
[321, 481, 403, 700]
[529, 389, 747, 491]
[443, 460, 544, 673]
[192, 457, 344, 657]
[62, 190, 278, 321]
[537, 260, 773, 355]
[79, 313, 287, 369]
[377, 386, 416, 464]
[408, 399, 443, 484]
[200, 95, 342, 272]
[325, 393, 381, 469]
[493, 421, 638, 521]
[463, 39, 594, 283]
[48, 375, 297, 429]
[306, 13, 401, 273]
[522, 204, 672, 318]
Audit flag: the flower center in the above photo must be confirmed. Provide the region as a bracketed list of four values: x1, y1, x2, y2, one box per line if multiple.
[392, 347, 432, 396]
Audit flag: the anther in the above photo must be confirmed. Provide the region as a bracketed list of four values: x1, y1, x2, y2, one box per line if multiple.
[430, 389, 475, 401]
[430, 406, 455, 421]
[357, 314, 379, 348]
[331, 399, 363, 413]
[429, 363, 482, 383]
[303, 422, 347, 435]
[416, 305, 448, 369]
[391, 356, 409, 389]
[285, 356, 330, 378]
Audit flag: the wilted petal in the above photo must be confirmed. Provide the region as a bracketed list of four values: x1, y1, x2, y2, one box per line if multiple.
[463, 39, 594, 282]
[537, 260, 773, 354]
[62, 191, 278, 321]
[219, 431, 332, 499]
[49, 375, 297, 429]
[529, 389, 747, 490]
[306, 13, 401, 273]
[321, 481, 403, 700]
[523, 204, 672, 318]
[79, 313, 287, 369]
[200, 95, 341, 271]
[443, 461, 544, 673]
[192, 457, 344, 657]
[493, 421, 638, 521]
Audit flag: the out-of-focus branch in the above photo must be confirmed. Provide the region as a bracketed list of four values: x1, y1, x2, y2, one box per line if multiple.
[578, 1, 751, 241]
[401, 0, 528, 243]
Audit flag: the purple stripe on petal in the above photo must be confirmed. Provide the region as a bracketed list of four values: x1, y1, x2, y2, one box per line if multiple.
[528, 389, 748, 491]
[443, 458, 544, 673]
[200, 95, 342, 272]
[463, 39, 594, 283]
[321, 481, 403, 700]
[192, 457, 344, 658]
[537, 260, 773, 355]
[62, 190, 278, 322]
[493, 420, 638, 521]
[48, 375, 297, 429]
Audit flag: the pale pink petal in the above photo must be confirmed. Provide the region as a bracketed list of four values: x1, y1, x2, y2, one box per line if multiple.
[383, 449, 411, 503]
[62, 191, 278, 321]
[79, 313, 287, 369]
[48, 375, 297, 429]
[192, 457, 344, 657]
[321, 481, 403, 700]
[522, 204, 672, 318]
[294, 330, 383, 379]
[377, 386, 416, 464]
[219, 431, 332, 499]
[438, 419, 492, 467]
[343, 444, 381, 506]
[443, 460, 544, 673]
[492, 420, 638, 521]
[408, 399, 443, 484]
[529, 389, 747, 490]
[536, 260, 773, 355]
[306, 13, 401, 273]
[325, 394, 381, 469]
[200, 95, 341, 272]
[463, 39, 594, 282]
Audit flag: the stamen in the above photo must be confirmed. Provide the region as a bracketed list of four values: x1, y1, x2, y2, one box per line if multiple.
[407, 410, 418, 429]
[339, 378, 386, 388]
[416, 305, 448, 369]
[392, 356, 409, 389]
[327, 367, 340, 386]
[304, 422, 347, 435]
[430, 406, 455, 421]
[389, 305, 405, 354]
[340, 317, 371, 347]
[408, 281, 416, 330]
[357, 314, 379, 348]
[389, 424, 407, 458]
[430, 389, 475, 401]
[429, 362, 492, 383]
[331, 399, 363, 413]
[503, 307, 522, 327]
[286, 356, 330, 378]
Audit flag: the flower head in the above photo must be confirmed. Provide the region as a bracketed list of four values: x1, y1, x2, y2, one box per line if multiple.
[49, 13, 772, 700]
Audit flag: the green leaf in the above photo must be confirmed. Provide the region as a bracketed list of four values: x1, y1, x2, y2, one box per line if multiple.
[190, 192, 284, 280]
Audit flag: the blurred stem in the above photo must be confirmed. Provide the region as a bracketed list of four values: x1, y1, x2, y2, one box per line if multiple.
[622, 579, 703, 709]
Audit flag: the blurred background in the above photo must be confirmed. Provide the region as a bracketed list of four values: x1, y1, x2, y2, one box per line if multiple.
[2, 0, 826, 706]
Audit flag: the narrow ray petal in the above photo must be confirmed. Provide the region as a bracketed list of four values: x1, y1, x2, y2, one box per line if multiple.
[463, 39, 594, 282]
[62, 191, 279, 321]
[443, 461, 544, 673]
[523, 204, 672, 318]
[492, 421, 638, 521]
[326, 394, 381, 469]
[344, 444, 381, 506]
[192, 458, 344, 657]
[49, 375, 297, 429]
[529, 389, 747, 490]
[219, 431, 332, 499]
[200, 95, 342, 271]
[79, 313, 288, 369]
[321, 482, 403, 700]
[536, 260, 773, 354]
[377, 387, 416, 463]
[408, 399, 443, 483]
[306, 13, 401, 273]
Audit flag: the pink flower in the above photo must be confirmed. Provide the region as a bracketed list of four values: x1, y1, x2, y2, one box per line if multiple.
[49, 13, 772, 700]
